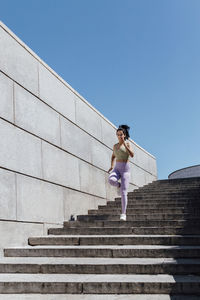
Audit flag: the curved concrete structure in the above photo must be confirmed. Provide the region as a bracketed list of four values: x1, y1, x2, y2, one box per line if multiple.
[168, 165, 200, 179]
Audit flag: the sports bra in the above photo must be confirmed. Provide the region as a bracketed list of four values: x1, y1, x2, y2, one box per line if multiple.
[114, 142, 130, 160]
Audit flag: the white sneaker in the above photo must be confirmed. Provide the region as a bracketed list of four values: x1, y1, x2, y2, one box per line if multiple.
[120, 214, 126, 221]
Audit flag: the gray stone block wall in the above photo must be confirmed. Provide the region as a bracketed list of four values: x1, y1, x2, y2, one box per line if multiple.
[0, 21, 157, 253]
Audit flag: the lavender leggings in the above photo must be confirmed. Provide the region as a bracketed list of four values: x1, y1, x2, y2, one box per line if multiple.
[108, 161, 131, 214]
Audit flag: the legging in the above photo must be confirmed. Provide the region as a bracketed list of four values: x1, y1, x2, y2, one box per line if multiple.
[108, 161, 131, 214]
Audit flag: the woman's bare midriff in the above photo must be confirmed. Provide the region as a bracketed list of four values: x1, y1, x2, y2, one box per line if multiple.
[116, 159, 129, 162]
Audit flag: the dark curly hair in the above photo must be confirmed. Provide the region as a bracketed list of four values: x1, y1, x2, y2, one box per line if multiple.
[117, 124, 130, 140]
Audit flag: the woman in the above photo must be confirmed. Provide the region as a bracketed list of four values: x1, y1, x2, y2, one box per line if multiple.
[108, 125, 134, 221]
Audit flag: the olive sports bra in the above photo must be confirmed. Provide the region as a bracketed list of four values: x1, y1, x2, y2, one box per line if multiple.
[114, 142, 130, 160]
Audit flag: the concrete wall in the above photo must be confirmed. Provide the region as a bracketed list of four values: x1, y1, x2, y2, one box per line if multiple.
[0, 21, 157, 253]
[169, 165, 200, 179]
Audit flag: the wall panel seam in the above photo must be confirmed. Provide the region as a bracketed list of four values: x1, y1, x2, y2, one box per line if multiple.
[0, 166, 141, 197]
[0, 69, 156, 160]
[0, 166, 113, 199]
[0, 116, 156, 177]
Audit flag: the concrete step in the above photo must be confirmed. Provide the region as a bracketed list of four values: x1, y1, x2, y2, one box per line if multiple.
[130, 191, 200, 196]
[0, 295, 200, 300]
[0, 274, 199, 294]
[130, 190, 200, 194]
[106, 203, 200, 209]
[114, 195, 200, 200]
[132, 186, 200, 192]
[0, 257, 199, 275]
[132, 190, 200, 195]
[139, 177, 200, 185]
[96, 207, 200, 213]
[138, 187, 200, 193]
[144, 178, 200, 183]
[77, 213, 199, 222]
[131, 188, 200, 193]
[126, 199, 200, 203]
[137, 192, 200, 196]
[5, 245, 200, 258]
[88, 208, 200, 215]
[63, 220, 200, 228]
[146, 177, 200, 186]
[133, 189, 200, 194]
[48, 227, 200, 235]
[127, 195, 200, 201]
[135, 187, 200, 191]
[109, 199, 200, 205]
[98, 204, 200, 209]
[126, 198, 200, 203]
[27, 235, 200, 246]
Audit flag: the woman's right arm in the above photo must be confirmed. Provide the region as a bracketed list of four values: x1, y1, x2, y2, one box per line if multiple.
[108, 145, 116, 173]
[111, 145, 116, 168]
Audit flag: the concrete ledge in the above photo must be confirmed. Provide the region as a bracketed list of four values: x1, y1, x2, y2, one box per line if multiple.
[4, 245, 200, 258]
[0, 274, 199, 294]
[0, 295, 199, 300]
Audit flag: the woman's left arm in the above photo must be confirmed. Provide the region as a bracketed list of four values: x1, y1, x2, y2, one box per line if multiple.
[124, 141, 134, 158]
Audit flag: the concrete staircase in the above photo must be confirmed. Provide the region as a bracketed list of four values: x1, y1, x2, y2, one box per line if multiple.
[0, 177, 200, 299]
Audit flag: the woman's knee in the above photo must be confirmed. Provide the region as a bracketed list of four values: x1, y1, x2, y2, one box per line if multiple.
[108, 176, 116, 185]
[108, 175, 119, 186]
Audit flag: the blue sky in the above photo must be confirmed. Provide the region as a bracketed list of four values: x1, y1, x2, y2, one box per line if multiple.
[1, 0, 200, 179]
